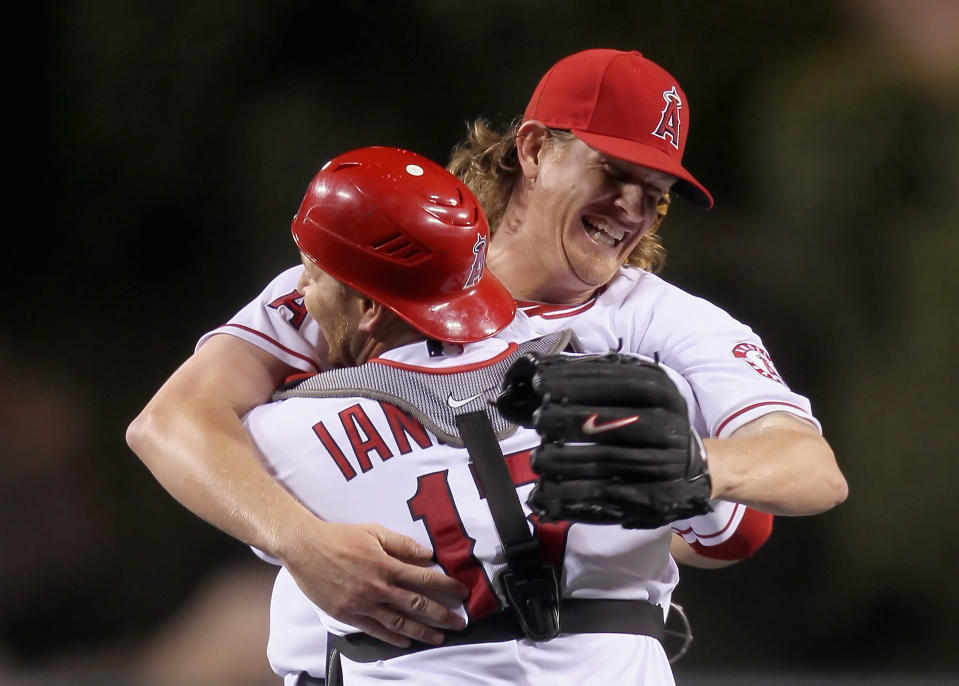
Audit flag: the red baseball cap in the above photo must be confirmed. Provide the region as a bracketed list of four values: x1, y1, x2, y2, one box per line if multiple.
[523, 49, 713, 208]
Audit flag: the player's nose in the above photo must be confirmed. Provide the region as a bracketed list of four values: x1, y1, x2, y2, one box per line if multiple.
[614, 183, 647, 225]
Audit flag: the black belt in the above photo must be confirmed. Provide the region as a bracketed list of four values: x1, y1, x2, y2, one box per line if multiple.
[330, 597, 664, 663]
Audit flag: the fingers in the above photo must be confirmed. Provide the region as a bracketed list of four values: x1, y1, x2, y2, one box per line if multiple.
[289, 523, 470, 645]
[535, 357, 685, 410]
[335, 579, 467, 646]
[533, 404, 688, 445]
[533, 444, 690, 479]
[335, 527, 469, 640]
[372, 564, 469, 632]
[301, 570, 468, 645]
[347, 615, 415, 648]
[347, 606, 449, 648]
[375, 527, 438, 563]
[374, 527, 469, 601]
[396, 563, 470, 601]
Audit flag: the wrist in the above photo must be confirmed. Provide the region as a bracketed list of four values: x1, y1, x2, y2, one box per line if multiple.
[269, 499, 331, 566]
[700, 438, 728, 500]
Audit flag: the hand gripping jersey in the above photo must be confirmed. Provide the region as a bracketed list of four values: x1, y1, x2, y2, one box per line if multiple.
[243, 321, 739, 686]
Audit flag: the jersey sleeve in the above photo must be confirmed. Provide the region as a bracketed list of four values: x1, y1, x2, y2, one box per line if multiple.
[671, 501, 773, 560]
[625, 273, 821, 438]
[195, 265, 329, 373]
[622, 353, 774, 561]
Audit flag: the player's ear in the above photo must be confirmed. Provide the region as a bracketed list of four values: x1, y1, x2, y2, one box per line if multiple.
[357, 297, 380, 332]
[358, 299, 406, 336]
[360, 301, 420, 344]
[516, 120, 550, 181]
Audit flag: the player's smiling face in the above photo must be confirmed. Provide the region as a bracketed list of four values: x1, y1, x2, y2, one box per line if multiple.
[523, 134, 674, 294]
[296, 254, 366, 367]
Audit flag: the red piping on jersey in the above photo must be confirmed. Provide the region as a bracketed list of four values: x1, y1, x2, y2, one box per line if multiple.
[688, 508, 773, 561]
[219, 324, 322, 373]
[714, 401, 809, 436]
[369, 342, 520, 375]
[282, 371, 316, 386]
[515, 298, 597, 319]
[673, 503, 742, 540]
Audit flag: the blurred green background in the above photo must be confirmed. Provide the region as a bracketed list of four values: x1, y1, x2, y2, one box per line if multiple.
[3, 0, 957, 683]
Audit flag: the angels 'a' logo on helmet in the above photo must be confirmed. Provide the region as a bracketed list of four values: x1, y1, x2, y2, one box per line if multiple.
[652, 86, 682, 151]
[732, 343, 784, 385]
[463, 232, 487, 289]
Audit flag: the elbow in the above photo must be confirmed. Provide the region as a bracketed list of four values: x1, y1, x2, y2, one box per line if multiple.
[810, 440, 849, 513]
[820, 439, 849, 510]
[828, 470, 849, 509]
[125, 408, 149, 457]
[126, 401, 192, 482]
[125, 403, 163, 466]
[778, 436, 849, 516]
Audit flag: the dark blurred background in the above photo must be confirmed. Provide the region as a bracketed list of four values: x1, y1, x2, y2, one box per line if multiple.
[3, 0, 957, 684]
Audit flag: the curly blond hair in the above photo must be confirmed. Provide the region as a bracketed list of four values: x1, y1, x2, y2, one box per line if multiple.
[447, 118, 668, 273]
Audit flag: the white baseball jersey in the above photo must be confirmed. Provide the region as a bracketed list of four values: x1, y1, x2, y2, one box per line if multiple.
[200, 264, 819, 439]
[204, 265, 812, 682]
[243, 319, 743, 685]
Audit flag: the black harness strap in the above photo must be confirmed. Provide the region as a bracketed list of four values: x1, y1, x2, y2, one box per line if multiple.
[454, 411, 541, 571]
[455, 409, 561, 641]
[331, 598, 665, 663]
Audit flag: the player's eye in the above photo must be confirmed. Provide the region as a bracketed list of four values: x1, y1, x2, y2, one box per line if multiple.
[603, 162, 629, 183]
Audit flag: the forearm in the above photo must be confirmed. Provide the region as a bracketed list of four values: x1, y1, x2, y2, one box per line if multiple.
[126, 334, 317, 558]
[704, 414, 848, 516]
[127, 332, 469, 644]
[127, 396, 315, 558]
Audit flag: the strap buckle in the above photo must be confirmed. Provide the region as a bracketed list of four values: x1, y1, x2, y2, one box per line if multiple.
[499, 564, 561, 640]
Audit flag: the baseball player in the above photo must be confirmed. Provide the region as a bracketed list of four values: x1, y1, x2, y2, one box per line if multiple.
[242, 144, 748, 685]
[127, 48, 846, 647]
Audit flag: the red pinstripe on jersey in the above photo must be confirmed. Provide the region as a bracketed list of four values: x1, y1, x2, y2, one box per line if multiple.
[714, 401, 809, 436]
[673, 503, 744, 540]
[219, 323, 322, 372]
[680, 506, 773, 561]
[515, 299, 597, 319]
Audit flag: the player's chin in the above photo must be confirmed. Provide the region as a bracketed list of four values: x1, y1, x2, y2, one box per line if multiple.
[565, 238, 626, 286]
[569, 256, 621, 289]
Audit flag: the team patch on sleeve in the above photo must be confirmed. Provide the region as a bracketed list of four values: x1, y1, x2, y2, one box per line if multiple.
[732, 343, 784, 384]
[267, 289, 309, 330]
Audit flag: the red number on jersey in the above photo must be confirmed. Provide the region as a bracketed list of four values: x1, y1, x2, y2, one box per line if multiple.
[407, 450, 571, 622]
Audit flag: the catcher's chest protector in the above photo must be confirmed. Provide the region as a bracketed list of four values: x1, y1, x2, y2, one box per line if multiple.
[272, 330, 579, 446]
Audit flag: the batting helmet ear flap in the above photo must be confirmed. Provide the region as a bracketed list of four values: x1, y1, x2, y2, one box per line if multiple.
[291, 146, 515, 344]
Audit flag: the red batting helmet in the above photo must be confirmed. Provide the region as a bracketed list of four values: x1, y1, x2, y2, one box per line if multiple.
[291, 146, 515, 344]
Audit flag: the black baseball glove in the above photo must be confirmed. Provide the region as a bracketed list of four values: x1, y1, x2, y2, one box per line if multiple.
[496, 352, 712, 529]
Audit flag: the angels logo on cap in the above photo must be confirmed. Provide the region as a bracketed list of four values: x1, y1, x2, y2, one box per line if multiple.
[652, 86, 683, 151]
[463, 232, 487, 289]
[522, 49, 713, 208]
